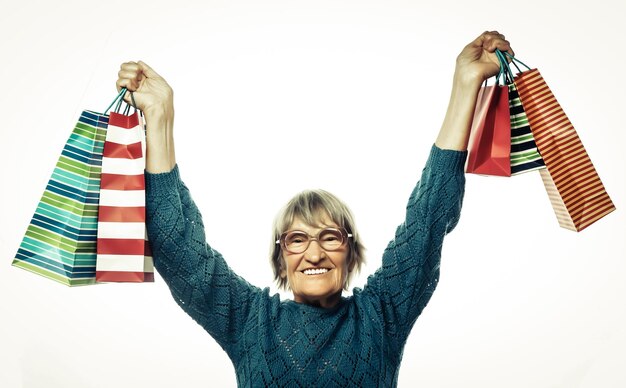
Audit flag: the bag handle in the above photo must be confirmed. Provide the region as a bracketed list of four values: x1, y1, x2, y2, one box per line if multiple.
[104, 88, 126, 114]
[481, 52, 507, 88]
[495, 50, 532, 82]
[502, 50, 531, 71]
[104, 88, 139, 115]
[495, 50, 514, 84]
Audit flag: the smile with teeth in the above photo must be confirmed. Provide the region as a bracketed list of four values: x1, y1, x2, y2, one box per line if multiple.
[302, 268, 330, 275]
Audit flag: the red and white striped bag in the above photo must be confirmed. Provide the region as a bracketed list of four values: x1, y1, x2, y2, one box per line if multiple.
[513, 68, 615, 231]
[96, 107, 154, 282]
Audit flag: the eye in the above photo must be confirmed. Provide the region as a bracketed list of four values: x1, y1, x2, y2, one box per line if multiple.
[286, 232, 308, 246]
[320, 230, 341, 242]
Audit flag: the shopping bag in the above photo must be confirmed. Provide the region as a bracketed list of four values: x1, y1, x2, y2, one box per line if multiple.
[502, 52, 615, 231]
[96, 98, 154, 282]
[11, 92, 123, 285]
[492, 49, 546, 176]
[466, 76, 511, 176]
[507, 82, 546, 175]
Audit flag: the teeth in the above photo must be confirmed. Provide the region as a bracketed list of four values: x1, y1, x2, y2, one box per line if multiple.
[303, 268, 329, 275]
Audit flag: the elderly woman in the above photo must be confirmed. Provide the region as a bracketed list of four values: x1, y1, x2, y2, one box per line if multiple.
[117, 31, 513, 386]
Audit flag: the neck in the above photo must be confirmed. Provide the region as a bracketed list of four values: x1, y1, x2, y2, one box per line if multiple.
[294, 292, 342, 309]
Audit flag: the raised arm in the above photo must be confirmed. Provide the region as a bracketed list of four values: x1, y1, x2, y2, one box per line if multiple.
[116, 62, 260, 355]
[359, 31, 513, 350]
[436, 31, 514, 151]
[116, 61, 176, 173]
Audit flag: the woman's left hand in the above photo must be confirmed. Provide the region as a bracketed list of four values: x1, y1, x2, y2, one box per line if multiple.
[454, 31, 514, 87]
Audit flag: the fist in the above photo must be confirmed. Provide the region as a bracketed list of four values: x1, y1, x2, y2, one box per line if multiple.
[455, 31, 515, 86]
[116, 61, 174, 118]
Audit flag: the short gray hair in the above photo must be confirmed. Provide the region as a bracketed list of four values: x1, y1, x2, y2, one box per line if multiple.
[270, 189, 365, 290]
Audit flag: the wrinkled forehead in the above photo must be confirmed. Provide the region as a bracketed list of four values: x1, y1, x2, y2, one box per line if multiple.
[285, 207, 341, 232]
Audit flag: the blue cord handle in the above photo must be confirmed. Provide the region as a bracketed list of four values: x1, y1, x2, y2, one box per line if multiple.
[495, 50, 514, 84]
[494, 49, 532, 84]
[481, 58, 503, 88]
[104, 88, 128, 114]
[487, 51, 506, 86]
[103, 87, 139, 115]
[501, 50, 531, 71]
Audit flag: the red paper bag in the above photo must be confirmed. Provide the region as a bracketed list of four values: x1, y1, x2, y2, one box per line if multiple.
[466, 84, 511, 176]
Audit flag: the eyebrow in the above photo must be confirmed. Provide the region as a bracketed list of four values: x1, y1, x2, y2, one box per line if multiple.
[288, 222, 340, 233]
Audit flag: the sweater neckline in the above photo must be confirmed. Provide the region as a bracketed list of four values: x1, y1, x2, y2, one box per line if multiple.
[283, 297, 349, 314]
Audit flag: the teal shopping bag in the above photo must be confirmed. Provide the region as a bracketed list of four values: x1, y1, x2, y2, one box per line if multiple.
[12, 90, 126, 286]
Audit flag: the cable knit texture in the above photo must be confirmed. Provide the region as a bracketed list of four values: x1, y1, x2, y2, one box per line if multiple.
[145, 144, 467, 387]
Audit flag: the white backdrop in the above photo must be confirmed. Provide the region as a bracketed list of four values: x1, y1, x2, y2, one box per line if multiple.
[1, 0, 624, 387]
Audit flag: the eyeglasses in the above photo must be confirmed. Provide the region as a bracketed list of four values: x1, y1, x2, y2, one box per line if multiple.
[276, 227, 353, 254]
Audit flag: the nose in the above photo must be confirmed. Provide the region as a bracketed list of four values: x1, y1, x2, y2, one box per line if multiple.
[304, 239, 324, 263]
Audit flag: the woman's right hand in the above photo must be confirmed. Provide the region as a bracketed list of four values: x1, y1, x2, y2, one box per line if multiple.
[116, 61, 176, 173]
[116, 61, 174, 123]
[435, 31, 514, 151]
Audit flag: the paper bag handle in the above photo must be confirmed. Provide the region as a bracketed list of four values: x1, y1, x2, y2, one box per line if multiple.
[104, 88, 139, 115]
[495, 50, 532, 82]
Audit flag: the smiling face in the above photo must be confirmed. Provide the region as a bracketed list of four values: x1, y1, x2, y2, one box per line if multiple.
[280, 213, 353, 308]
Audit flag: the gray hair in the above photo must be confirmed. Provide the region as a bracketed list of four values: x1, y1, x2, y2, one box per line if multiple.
[270, 189, 366, 290]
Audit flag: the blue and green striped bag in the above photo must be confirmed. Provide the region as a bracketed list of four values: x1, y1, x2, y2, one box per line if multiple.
[13, 90, 126, 286]
[508, 83, 546, 175]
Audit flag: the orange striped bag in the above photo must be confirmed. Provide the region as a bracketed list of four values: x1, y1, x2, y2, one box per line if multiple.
[95, 98, 154, 282]
[507, 55, 615, 231]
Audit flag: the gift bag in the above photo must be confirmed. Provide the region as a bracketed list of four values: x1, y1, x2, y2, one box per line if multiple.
[491, 49, 546, 176]
[12, 97, 117, 285]
[503, 53, 616, 231]
[96, 96, 154, 282]
[466, 64, 512, 176]
[507, 82, 546, 175]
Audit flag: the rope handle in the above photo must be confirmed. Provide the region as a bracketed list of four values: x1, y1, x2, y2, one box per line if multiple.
[494, 49, 532, 83]
[482, 50, 508, 88]
[104, 87, 140, 115]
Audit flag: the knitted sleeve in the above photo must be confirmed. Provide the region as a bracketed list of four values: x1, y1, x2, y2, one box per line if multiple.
[144, 166, 260, 354]
[362, 144, 467, 351]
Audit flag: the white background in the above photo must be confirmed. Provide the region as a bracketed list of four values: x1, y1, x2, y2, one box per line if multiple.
[1, 0, 625, 387]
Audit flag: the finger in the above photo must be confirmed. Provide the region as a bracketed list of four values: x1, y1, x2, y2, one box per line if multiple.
[116, 77, 141, 93]
[484, 36, 512, 53]
[119, 61, 140, 73]
[471, 31, 491, 46]
[496, 43, 515, 63]
[117, 69, 143, 83]
[122, 90, 133, 105]
[488, 30, 504, 39]
[117, 62, 140, 92]
[504, 45, 515, 60]
[117, 69, 143, 90]
[137, 61, 161, 79]
[116, 77, 139, 92]
[116, 78, 133, 93]
[471, 30, 503, 51]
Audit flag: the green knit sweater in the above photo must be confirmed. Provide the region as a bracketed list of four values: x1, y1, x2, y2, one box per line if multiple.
[145, 145, 467, 387]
